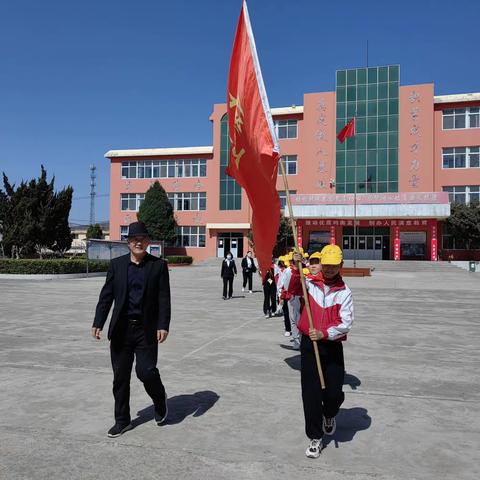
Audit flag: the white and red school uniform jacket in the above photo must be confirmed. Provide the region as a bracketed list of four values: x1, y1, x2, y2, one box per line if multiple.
[294, 270, 354, 341]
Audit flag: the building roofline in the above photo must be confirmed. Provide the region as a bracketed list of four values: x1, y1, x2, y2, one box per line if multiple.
[434, 93, 480, 104]
[271, 106, 304, 115]
[105, 146, 214, 158]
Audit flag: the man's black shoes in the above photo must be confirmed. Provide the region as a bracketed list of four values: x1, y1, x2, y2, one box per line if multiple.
[154, 391, 169, 425]
[107, 423, 133, 438]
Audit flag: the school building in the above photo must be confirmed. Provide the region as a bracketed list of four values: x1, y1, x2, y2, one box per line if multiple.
[106, 65, 480, 261]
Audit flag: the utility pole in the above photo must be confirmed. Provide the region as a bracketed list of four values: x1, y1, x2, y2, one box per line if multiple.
[89, 164, 96, 226]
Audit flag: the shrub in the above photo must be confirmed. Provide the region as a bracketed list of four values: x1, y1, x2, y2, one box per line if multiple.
[0, 259, 109, 274]
[164, 255, 192, 264]
[0, 255, 193, 274]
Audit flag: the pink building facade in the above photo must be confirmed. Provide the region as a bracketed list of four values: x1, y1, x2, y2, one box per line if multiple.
[107, 65, 480, 262]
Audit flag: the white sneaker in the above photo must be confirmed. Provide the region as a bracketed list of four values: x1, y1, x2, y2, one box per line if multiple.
[249, 290, 253, 294]
[305, 438, 323, 458]
[284, 331, 291, 337]
[322, 416, 336, 435]
[265, 314, 270, 318]
[242, 287, 245, 292]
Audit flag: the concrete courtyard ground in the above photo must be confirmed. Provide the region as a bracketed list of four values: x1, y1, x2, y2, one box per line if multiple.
[1, 262, 479, 480]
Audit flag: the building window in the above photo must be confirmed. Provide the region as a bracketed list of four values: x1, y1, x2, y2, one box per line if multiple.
[442, 147, 479, 169]
[443, 185, 480, 205]
[278, 190, 297, 209]
[278, 155, 297, 175]
[121, 159, 207, 179]
[120, 226, 129, 240]
[167, 192, 206, 211]
[220, 115, 242, 210]
[121, 161, 137, 179]
[175, 226, 206, 247]
[275, 119, 298, 139]
[336, 65, 400, 194]
[443, 107, 480, 130]
[121, 193, 144, 211]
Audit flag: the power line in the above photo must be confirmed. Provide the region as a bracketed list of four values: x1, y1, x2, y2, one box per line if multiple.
[73, 193, 108, 200]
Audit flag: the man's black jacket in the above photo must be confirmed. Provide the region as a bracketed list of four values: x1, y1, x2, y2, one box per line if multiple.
[93, 253, 171, 343]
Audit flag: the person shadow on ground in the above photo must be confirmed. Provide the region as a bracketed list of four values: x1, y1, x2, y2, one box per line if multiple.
[132, 390, 220, 428]
[322, 407, 371, 448]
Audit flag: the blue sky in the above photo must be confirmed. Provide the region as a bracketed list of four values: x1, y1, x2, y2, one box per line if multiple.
[1, 0, 478, 224]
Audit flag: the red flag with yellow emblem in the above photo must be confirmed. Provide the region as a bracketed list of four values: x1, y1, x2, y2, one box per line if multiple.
[226, 0, 280, 276]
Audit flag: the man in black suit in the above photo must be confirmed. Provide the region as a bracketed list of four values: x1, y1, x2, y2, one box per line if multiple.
[91, 221, 171, 438]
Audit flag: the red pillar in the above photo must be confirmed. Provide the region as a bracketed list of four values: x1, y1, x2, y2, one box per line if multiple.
[329, 225, 336, 245]
[430, 220, 438, 262]
[393, 226, 400, 261]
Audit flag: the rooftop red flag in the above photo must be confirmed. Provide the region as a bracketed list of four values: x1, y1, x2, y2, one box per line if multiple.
[226, 0, 280, 276]
[337, 117, 356, 143]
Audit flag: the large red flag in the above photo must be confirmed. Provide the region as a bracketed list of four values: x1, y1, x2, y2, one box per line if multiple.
[337, 117, 356, 143]
[226, 0, 280, 276]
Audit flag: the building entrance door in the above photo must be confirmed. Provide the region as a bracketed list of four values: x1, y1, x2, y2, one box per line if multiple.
[342, 227, 390, 260]
[217, 233, 244, 258]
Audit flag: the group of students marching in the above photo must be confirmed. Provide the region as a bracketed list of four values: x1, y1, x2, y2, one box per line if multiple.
[222, 244, 354, 458]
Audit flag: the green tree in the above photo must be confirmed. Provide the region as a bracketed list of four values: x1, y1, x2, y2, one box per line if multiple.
[86, 223, 104, 239]
[52, 187, 74, 255]
[273, 213, 294, 258]
[137, 181, 177, 243]
[0, 167, 73, 258]
[445, 203, 480, 250]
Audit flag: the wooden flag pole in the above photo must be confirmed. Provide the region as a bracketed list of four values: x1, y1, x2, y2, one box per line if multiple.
[279, 157, 326, 389]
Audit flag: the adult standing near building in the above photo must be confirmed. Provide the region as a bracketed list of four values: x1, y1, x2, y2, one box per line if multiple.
[221, 251, 237, 299]
[241, 251, 257, 293]
[91, 221, 171, 438]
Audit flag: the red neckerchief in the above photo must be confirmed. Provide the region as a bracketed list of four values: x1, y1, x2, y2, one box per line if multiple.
[307, 272, 345, 290]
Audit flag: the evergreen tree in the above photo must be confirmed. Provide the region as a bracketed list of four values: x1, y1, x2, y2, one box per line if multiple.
[86, 223, 104, 239]
[273, 213, 294, 258]
[0, 167, 74, 258]
[137, 181, 177, 243]
[52, 187, 74, 255]
[445, 203, 480, 250]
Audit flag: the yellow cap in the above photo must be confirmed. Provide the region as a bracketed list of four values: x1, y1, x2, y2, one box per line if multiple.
[309, 251, 322, 261]
[320, 245, 343, 265]
[278, 256, 285, 264]
[304, 252, 309, 258]
[286, 252, 294, 262]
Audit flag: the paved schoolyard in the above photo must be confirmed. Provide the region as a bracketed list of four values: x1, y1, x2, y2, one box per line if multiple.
[0, 263, 479, 480]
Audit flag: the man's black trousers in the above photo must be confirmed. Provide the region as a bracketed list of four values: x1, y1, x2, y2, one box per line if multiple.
[222, 277, 233, 298]
[110, 322, 166, 426]
[300, 335, 345, 439]
[242, 271, 253, 290]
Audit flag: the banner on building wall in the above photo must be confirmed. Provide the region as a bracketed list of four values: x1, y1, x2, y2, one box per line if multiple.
[394, 226, 400, 261]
